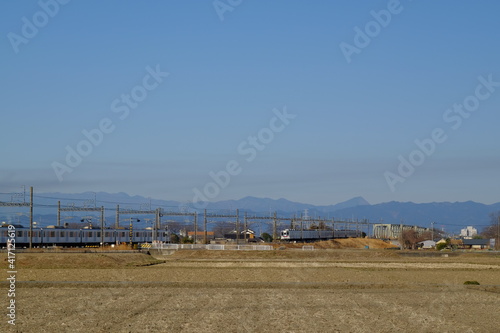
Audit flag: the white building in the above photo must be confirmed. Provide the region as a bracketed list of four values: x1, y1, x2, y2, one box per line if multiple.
[419, 240, 436, 249]
[460, 226, 477, 238]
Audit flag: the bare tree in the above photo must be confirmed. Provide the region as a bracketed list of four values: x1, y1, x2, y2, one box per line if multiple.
[213, 221, 234, 238]
[400, 229, 433, 250]
[481, 212, 500, 249]
[164, 221, 193, 234]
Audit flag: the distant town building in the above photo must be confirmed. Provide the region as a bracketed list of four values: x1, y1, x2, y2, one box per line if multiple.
[418, 240, 436, 249]
[436, 238, 491, 250]
[460, 226, 477, 238]
[462, 239, 489, 249]
[224, 229, 256, 240]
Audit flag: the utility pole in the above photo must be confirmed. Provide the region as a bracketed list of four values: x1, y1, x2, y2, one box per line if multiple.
[100, 206, 104, 248]
[193, 213, 197, 245]
[57, 201, 61, 227]
[431, 221, 435, 242]
[273, 212, 277, 241]
[157, 208, 162, 230]
[497, 216, 500, 250]
[29, 186, 33, 249]
[128, 217, 140, 248]
[116, 205, 120, 229]
[0, 187, 32, 247]
[154, 208, 161, 243]
[204, 209, 207, 244]
[129, 217, 133, 247]
[236, 209, 240, 244]
[300, 215, 303, 240]
[244, 212, 248, 242]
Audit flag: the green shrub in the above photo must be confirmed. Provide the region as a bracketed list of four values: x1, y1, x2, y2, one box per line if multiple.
[170, 234, 180, 243]
[463, 280, 480, 285]
[181, 237, 193, 244]
[261, 232, 273, 243]
[436, 243, 447, 251]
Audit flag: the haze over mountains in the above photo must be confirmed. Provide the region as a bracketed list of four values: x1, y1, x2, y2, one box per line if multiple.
[1, 192, 499, 233]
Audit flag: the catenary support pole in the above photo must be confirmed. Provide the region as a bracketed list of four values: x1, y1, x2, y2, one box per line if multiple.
[29, 186, 33, 249]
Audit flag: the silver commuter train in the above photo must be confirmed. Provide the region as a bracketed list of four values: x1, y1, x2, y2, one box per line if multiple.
[280, 228, 363, 241]
[0, 224, 168, 247]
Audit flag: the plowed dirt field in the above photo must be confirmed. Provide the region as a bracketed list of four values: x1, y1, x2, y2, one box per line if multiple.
[1, 250, 499, 332]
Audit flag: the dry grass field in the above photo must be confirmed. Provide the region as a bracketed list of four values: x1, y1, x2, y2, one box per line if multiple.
[1, 249, 500, 333]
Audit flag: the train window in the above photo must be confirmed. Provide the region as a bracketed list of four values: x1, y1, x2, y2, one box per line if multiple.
[121, 232, 125, 237]
[88, 232, 93, 237]
[136, 232, 140, 237]
[97, 232, 101, 237]
[50, 231, 56, 237]
[69, 232, 74, 237]
[60, 231, 65, 237]
[17, 231, 23, 237]
[105, 232, 110, 237]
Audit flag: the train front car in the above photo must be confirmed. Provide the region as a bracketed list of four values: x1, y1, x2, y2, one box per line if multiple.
[280, 229, 291, 240]
[280, 228, 362, 242]
[280, 229, 335, 242]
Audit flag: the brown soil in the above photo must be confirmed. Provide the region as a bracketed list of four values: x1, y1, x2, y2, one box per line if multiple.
[0, 253, 163, 269]
[280, 237, 398, 249]
[2, 250, 499, 333]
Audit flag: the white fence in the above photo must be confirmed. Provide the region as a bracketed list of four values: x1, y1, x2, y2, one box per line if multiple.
[151, 243, 273, 251]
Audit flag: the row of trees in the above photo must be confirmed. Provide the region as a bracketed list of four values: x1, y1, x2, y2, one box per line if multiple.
[481, 212, 500, 242]
[399, 212, 500, 250]
[399, 229, 434, 250]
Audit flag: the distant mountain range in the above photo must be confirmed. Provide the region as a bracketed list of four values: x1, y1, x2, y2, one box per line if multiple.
[203, 196, 370, 215]
[1, 192, 499, 234]
[208, 196, 499, 233]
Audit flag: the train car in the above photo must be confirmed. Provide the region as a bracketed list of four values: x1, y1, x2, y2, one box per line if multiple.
[115, 229, 129, 244]
[0, 225, 42, 246]
[280, 228, 363, 241]
[334, 229, 363, 238]
[103, 230, 116, 244]
[0, 224, 169, 248]
[280, 229, 334, 241]
[80, 228, 101, 245]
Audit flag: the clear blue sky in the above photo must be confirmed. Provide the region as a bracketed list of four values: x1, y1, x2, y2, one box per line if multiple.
[1, 0, 499, 206]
